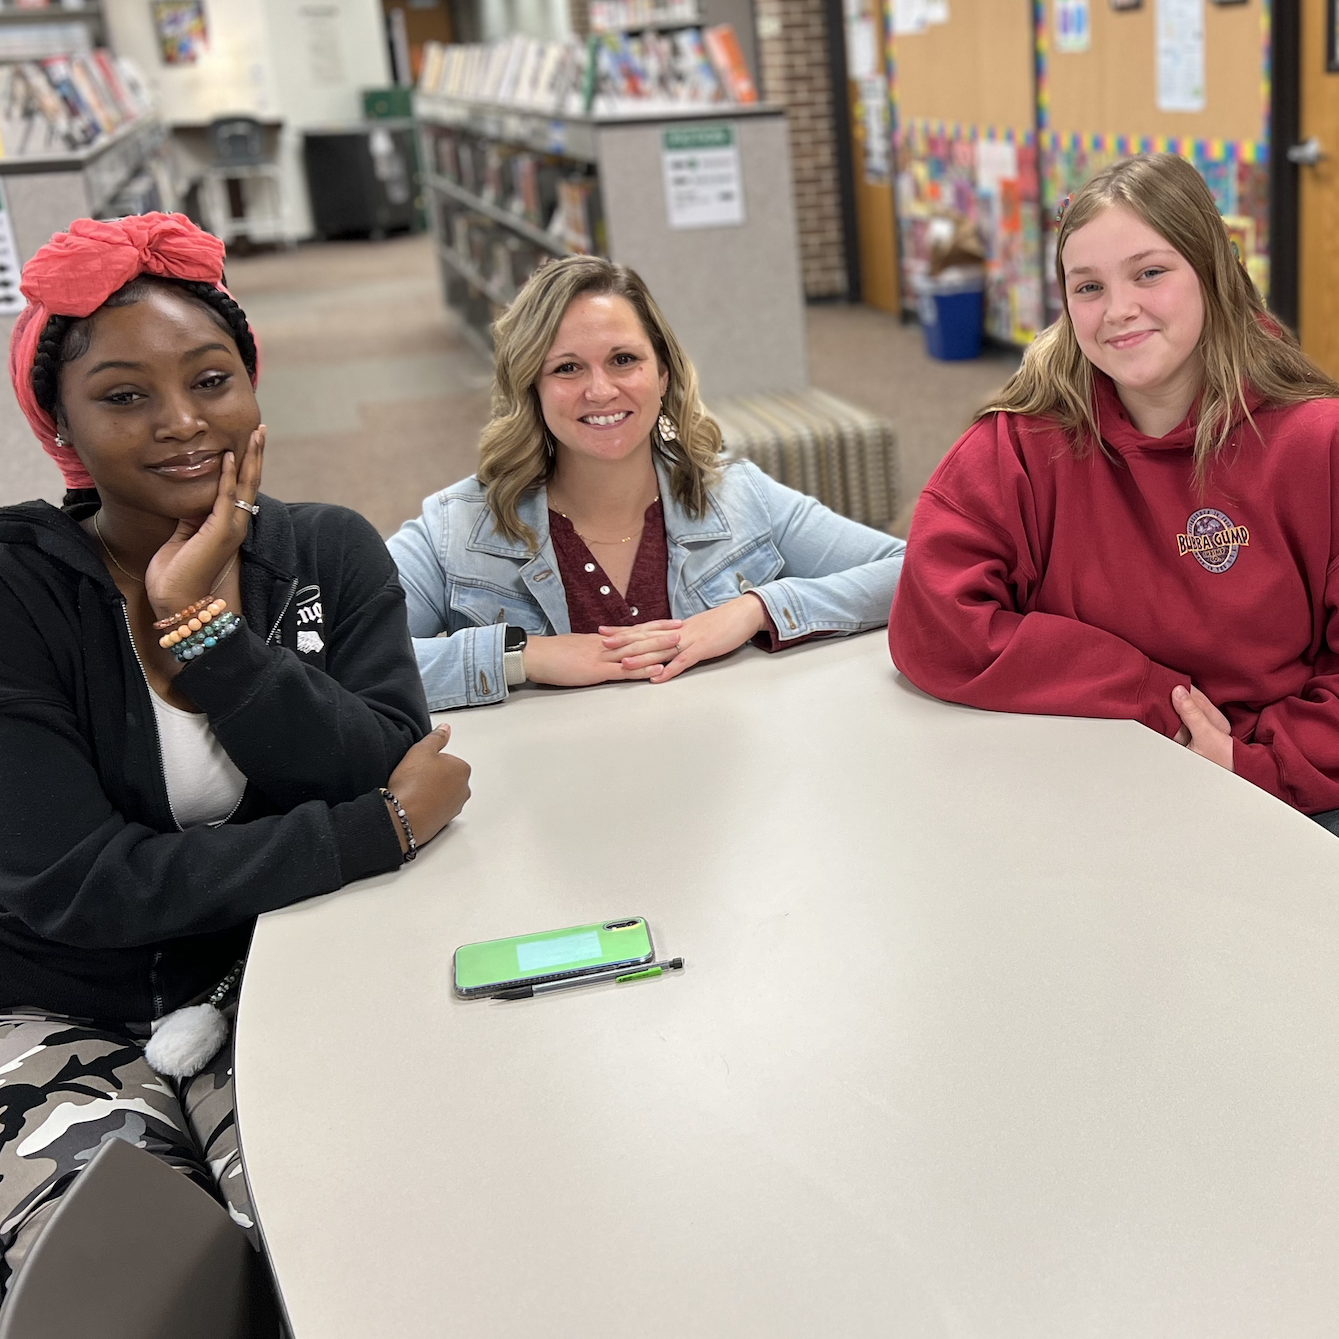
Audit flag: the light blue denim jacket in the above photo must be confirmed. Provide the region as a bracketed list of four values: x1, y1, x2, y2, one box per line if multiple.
[387, 455, 905, 709]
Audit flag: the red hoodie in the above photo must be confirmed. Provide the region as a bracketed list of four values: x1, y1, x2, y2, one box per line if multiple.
[889, 374, 1339, 814]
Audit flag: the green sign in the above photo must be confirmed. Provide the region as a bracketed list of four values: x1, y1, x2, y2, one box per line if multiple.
[661, 125, 734, 152]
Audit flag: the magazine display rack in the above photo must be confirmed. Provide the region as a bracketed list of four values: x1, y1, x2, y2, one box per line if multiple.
[0, 113, 165, 260]
[416, 93, 805, 400]
[0, 11, 165, 287]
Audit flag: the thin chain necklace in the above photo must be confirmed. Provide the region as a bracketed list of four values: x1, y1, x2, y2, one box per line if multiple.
[556, 494, 660, 546]
[93, 509, 237, 592]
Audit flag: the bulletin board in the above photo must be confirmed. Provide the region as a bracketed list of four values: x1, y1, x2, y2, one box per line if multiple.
[891, 0, 1044, 342]
[1037, 0, 1273, 316]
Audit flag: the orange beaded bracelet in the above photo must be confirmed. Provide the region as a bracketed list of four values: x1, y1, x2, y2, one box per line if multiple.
[153, 596, 218, 632]
[158, 598, 228, 649]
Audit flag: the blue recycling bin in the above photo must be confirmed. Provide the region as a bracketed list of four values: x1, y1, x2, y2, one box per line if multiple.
[915, 269, 985, 361]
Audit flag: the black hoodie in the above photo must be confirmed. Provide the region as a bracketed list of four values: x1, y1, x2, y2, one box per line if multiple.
[0, 494, 430, 1020]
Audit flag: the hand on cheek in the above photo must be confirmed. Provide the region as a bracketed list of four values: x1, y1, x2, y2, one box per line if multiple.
[638, 594, 768, 684]
[1171, 684, 1234, 772]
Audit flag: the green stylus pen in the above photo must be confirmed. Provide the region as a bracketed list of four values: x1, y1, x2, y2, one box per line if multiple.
[492, 957, 685, 1000]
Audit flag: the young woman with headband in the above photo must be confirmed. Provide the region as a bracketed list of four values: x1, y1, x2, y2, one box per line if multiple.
[890, 153, 1339, 828]
[0, 213, 470, 1296]
[389, 254, 905, 709]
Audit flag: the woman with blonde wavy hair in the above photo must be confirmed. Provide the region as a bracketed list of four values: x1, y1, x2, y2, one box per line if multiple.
[390, 254, 904, 708]
[890, 152, 1339, 829]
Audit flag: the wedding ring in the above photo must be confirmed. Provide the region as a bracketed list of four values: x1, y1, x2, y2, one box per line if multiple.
[234, 500, 260, 515]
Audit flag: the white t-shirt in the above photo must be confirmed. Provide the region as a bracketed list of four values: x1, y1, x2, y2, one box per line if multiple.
[149, 691, 247, 828]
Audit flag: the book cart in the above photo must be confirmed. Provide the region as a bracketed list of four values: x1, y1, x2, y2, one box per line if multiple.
[415, 92, 902, 528]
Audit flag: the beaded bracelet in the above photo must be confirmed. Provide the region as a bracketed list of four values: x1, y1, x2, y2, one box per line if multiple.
[153, 596, 221, 633]
[158, 598, 229, 649]
[169, 612, 243, 663]
[380, 787, 417, 862]
[161, 608, 233, 655]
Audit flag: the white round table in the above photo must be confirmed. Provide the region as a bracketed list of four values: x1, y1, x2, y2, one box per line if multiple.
[235, 633, 1339, 1337]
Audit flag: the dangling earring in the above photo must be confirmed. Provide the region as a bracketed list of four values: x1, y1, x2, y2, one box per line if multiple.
[657, 412, 678, 442]
[543, 430, 556, 458]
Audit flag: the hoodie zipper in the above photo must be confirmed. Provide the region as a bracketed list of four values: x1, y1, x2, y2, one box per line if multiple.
[119, 602, 179, 1020]
[120, 579, 296, 1017]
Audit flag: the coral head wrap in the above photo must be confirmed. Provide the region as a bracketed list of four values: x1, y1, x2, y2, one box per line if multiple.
[8, 212, 258, 490]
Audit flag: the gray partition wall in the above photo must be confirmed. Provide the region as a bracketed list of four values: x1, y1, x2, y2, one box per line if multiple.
[598, 111, 807, 399]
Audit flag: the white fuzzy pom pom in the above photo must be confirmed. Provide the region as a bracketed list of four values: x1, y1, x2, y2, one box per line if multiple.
[144, 1003, 230, 1078]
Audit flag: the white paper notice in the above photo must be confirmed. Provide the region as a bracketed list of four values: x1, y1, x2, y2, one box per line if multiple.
[893, 0, 928, 36]
[661, 125, 745, 230]
[1156, 0, 1205, 112]
[975, 138, 1018, 194]
[1054, 0, 1091, 52]
[925, 0, 949, 22]
[301, 4, 346, 87]
[846, 17, 878, 79]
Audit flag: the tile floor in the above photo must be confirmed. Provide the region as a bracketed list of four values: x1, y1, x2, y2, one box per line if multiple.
[0, 233, 1022, 538]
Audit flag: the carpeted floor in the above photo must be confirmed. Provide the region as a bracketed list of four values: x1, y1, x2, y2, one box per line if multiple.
[0, 233, 1022, 536]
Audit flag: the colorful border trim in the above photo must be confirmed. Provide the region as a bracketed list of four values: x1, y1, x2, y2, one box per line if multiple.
[1040, 130, 1266, 164]
[897, 120, 1036, 146]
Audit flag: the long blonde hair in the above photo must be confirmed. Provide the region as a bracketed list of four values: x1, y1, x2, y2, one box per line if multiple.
[982, 153, 1338, 483]
[477, 255, 722, 547]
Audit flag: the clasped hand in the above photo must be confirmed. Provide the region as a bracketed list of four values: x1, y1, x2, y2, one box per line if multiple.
[522, 594, 768, 687]
[1171, 683, 1234, 771]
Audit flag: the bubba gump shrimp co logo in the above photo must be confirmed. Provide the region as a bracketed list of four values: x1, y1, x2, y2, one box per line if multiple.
[1177, 508, 1250, 574]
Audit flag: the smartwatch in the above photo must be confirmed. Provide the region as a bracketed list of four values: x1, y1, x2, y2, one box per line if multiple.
[503, 625, 528, 687]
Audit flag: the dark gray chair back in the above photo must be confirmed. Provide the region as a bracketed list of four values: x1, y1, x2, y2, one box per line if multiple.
[0, 1136, 281, 1339]
[210, 117, 267, 168]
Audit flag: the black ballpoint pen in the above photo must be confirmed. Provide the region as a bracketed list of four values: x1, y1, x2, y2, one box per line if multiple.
[492, 957, 684, 1000]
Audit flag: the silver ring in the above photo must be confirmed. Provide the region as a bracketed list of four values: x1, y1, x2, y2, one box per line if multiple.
[234, 500, 260, 516]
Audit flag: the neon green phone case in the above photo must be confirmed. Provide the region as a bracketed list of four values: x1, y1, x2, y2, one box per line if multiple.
[454, 917, 655, 997]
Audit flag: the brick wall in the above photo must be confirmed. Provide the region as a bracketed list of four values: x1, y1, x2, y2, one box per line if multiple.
[756, 0, 848, 299]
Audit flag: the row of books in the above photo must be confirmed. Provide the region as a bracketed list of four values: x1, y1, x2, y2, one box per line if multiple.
[418, 25, 756, 115]
[0, 21, 91, 62]
[419, 37, 577, 112]
[442, 169, 603, 268]
[0, 49, 151, 157]
[429, 125, 606, 255]
[431, 128, 566, 229]
[592, 26, 754, 106]
[589, 0, 700, 33]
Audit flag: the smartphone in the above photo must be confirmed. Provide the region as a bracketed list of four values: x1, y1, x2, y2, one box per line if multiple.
[454, 917, 655, 998]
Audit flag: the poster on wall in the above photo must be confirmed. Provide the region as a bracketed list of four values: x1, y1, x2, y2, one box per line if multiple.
[1156, 0, 1205, 111]
[151, 1, 208, 66]
[1055, 0, 1092, 52]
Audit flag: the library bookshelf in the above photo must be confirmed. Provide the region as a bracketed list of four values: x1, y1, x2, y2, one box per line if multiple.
[415, 93, 804, 399]
[415, 93, 901, 528]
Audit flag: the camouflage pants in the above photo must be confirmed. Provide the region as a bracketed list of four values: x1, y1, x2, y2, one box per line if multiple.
[0, 988, 254, 1299]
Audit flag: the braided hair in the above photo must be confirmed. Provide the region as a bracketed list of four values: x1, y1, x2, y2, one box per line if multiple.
[30, 275, 257, 428]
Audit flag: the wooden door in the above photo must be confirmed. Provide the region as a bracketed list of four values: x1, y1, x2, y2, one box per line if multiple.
[843, 0, 899, 313]
[1299, 0, 1339, 376]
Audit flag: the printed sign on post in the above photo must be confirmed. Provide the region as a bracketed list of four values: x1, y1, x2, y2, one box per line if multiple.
[661, 124, 745, 230]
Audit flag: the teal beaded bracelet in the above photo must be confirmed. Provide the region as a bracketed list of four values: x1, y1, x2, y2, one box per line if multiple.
[171, 611, 243, 663]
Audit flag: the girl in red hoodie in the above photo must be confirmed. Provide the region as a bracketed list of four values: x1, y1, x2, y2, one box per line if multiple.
[889, 152, 1339, 827]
